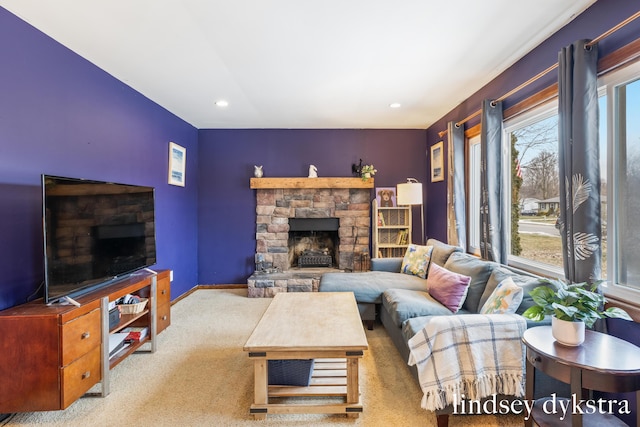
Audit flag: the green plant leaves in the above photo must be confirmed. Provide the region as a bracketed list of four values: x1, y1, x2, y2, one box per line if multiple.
[522, 278, 632, 328]
[604, 307, 633, 321]
[551, 302, 579, 320]
[528, 285, 555, 307]
[522, 305, 545, 322]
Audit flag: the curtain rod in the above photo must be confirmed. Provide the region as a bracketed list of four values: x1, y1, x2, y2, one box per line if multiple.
[437, 10, 640, 138]
[587, 10, 640, 47]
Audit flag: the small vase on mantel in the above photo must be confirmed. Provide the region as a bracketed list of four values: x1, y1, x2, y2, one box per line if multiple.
[551, 316, 585, 346]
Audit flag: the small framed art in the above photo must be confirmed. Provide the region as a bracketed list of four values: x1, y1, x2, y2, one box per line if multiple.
[430, 141, 444, 182]
[168, 142, 186, 187]
[375, 187, 396, 207]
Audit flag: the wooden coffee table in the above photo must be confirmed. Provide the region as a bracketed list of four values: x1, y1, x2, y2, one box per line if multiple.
[243, 292, 369, 419]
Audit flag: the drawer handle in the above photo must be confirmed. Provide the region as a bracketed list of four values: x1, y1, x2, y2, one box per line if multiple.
[162, 289, 167, 295]
[82, 371, 91, 380]
[161, 315, 167, 321]
[81, 332, 90, 339]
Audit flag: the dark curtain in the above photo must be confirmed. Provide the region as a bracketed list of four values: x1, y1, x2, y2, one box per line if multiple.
[557, 40, 601, 284]
[447, 122, 467, 250]
[480, 100, 506, 263]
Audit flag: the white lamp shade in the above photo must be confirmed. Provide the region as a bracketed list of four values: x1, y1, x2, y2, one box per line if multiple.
[396, 182, 423, 206]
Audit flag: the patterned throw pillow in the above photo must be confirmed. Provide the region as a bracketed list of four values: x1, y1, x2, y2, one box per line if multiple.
[426, 262, 471, 313]
[400, 244, 434, 279]
[479, 277, 524, 314]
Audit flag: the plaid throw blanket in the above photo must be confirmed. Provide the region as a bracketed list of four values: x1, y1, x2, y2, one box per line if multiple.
[407, 313, 527, 411]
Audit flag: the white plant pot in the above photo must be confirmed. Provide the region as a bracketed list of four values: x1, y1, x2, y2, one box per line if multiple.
[552, 316, 585, 346]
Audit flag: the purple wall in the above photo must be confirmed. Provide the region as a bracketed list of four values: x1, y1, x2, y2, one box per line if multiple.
[424, 0, 640, 242]
[0, 8, 199, 309]
[197, 129, 427, 284]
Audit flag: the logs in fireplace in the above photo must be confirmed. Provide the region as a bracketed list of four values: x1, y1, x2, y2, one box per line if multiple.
[289, 218, 339, 268]
[297, 249, 333, 268]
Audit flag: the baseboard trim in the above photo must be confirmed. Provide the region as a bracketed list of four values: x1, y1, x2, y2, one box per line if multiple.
[171, 284, 247, 305]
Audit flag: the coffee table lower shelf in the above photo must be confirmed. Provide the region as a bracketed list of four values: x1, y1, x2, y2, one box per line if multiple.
[249, 357, 363, 419]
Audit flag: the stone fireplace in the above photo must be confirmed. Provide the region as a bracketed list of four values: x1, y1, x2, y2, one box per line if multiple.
[247, 177, 373, 297]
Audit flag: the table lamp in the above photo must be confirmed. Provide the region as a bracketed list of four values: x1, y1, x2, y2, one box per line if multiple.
[396, 178, 424, 245]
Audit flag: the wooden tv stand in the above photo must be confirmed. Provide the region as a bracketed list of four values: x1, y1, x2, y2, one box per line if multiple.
[0, 269, 170, 413]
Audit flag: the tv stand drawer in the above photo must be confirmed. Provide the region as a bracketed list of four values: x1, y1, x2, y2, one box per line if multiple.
[61, 308, 101, 366]
[61, 345, 101, 409]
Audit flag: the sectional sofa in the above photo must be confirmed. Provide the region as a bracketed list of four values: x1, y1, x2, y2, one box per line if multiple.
[319, 238, 567, 426]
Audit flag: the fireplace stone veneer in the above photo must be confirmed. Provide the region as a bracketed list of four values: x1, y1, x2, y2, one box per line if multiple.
[248, 178, 373, 297]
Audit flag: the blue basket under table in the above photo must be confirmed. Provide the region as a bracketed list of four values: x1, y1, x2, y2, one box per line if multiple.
[268, 359, 315, 386]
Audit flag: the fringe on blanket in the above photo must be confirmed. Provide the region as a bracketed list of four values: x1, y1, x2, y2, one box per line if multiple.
[421, 371, 524, 411]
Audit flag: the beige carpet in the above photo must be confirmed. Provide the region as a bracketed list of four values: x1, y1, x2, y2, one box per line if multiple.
[3, 289, 523, 426]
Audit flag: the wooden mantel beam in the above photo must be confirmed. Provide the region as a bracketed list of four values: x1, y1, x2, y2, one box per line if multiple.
[250, 177, 374, 189]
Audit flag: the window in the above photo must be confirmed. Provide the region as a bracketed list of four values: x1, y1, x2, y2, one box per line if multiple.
[467, 134, 481, 254]
[503, 105, 563, 276]
[601, 60, 640, 298]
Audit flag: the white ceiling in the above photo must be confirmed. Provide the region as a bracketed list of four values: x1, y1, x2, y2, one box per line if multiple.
[1, 0, 596, 129]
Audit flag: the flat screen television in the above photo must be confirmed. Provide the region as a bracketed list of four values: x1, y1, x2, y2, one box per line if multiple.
[42, 174, 157, 304]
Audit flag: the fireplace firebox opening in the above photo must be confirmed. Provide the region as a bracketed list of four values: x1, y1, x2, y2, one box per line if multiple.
[288, 218, 339, 268]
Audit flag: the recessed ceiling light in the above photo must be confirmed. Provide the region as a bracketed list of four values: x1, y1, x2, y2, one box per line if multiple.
[389, 103, 401, 108]
[215, 100, 229, 107]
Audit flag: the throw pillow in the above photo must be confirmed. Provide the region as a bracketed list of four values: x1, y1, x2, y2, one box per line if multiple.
[443, 252, 496, 313]
[479, 277, 524, 314]
[426, 238, 464, 267]
[479, 267, 546, 315]
[400, 244, 434, 279]
[426, 262, 471, 313]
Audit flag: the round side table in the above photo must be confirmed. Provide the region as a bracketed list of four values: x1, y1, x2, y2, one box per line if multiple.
[523, 326, 640, 427]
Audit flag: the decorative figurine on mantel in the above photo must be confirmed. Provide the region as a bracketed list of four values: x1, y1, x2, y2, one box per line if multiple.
[352, 159, 363, 177]
[254, 165, 263, 178]
[352, 159, 376, 181]
[308, 165, 318, 178]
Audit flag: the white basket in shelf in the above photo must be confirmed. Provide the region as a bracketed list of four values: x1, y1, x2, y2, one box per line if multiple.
[118, 298, 148, 315]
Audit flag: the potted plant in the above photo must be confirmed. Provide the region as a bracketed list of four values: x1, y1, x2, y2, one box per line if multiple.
[522, 278, 632, 346]
[360, 164, 377, 180]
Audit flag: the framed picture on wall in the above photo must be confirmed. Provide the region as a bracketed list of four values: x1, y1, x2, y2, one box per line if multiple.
[430, 141, 444, 182]
[168, 142, 186, 187]
[375, 187, 396, 207]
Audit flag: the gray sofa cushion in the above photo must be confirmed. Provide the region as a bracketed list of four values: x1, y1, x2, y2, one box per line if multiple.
[443, 252, 497, 313]
[427, 238, 463, 267]
[370, 257, 403, 273]
[382, 288, 453, 327]
[319, 271, 427, 303]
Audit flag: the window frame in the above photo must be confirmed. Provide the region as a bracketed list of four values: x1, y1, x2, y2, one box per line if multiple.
[466, 133, 481, 256]
[599, 59, 640, 302]
[502, 101, 565, 279]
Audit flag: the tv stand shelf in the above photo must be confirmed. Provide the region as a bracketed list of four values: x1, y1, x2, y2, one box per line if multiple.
[0, 269, 171, 413]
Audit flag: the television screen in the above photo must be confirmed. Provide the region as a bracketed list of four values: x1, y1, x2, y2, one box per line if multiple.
[42, 175, 156, 304]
